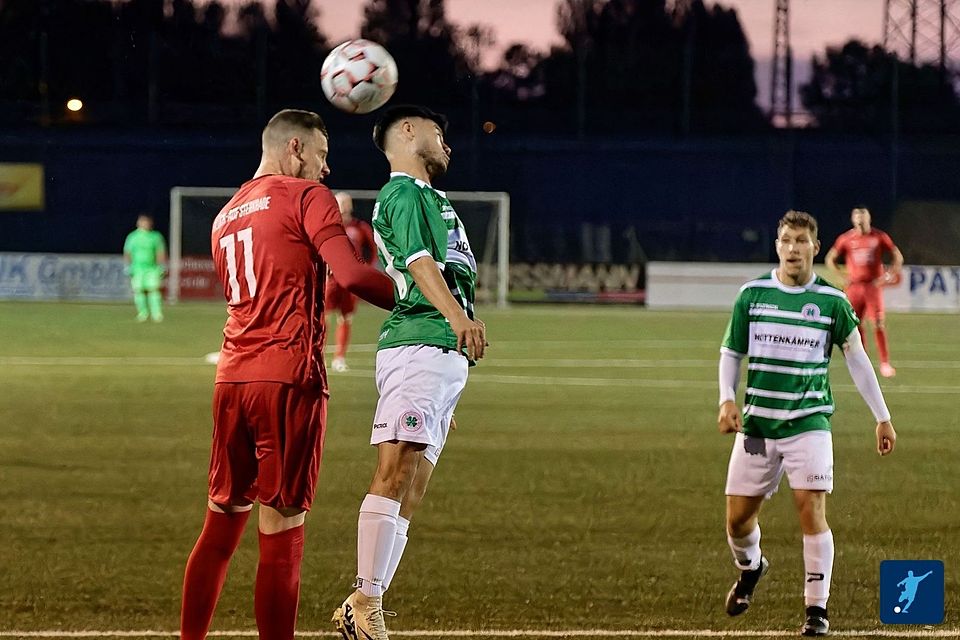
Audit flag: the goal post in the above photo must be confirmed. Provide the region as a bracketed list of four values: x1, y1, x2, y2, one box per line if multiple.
[168, 186, 236, 304]
[169, 186, 510, 308]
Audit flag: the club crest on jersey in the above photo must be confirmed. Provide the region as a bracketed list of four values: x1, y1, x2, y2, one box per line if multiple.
[801, 303, 821, 321]
[399, 409, 425, 433]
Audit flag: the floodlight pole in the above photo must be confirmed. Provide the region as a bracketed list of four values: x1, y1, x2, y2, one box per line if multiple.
[884, 0, 960, 72]
[770, 0, 793, 127]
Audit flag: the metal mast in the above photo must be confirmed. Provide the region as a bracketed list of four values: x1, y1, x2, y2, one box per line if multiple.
[770, 0, 793, 126]
[883, 0, 960, 77]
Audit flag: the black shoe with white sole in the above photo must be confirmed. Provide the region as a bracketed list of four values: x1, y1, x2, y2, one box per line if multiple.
[725, 556, 770, 616]
[801, 605, 830, 636]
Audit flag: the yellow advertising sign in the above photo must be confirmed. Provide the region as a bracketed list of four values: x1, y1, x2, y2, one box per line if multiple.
[0, 163, 45, 210]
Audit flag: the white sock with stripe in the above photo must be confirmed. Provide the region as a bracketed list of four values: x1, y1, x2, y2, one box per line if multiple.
[382, 515, 410, 593]
[803, 529, 834, 609]
[727, 525, 762, 571]
[356, 494, 401, 598]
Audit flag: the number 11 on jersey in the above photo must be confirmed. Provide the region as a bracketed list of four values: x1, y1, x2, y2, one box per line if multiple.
[219, 228, 257, 303]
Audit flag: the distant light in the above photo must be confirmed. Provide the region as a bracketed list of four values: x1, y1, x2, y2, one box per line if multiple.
[66, 98, 83, 112]
[482, 121, 496, 134]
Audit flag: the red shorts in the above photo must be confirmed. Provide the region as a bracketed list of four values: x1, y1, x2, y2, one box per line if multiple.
[324, 281, 357, 316]
[846, 281, 885, 322]
[209, 382, 327, 511]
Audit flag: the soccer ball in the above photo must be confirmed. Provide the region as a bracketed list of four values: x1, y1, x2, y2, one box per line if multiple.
[321, 40, 398, 114]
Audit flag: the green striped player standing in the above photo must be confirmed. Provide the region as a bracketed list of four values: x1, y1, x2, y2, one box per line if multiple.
[717, 210, 897, 637]
[123, 213, 167, 322]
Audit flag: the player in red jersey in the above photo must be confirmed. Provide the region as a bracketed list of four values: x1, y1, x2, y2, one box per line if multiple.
[326, 191, 377, 373]
[825, 207, 903, 378]
[180, 109, 395, 640]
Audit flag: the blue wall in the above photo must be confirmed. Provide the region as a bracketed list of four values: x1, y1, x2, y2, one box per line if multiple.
[2, 127, 959, 262]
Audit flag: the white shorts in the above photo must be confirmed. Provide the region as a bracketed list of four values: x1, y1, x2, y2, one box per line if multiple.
[725, 430, 834, 498]
[370, 344, 469, 466]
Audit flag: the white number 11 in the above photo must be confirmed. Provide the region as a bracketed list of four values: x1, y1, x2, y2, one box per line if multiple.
[219, 228, 257, 303]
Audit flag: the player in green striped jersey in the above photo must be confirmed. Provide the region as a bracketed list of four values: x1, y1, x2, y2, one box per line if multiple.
[333, 106, 486, 640]
[717, 211, 897, 637]
[123, 213, 167, 322]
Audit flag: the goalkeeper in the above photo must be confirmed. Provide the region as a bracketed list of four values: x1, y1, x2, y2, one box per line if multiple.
[123, 213, 167, 322]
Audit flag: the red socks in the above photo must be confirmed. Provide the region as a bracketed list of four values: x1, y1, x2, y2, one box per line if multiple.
[180, 509, 250, 640]
[255, 526, 306, 640]
[181, 510, 305, 640]
[336, 322, 351, 359]
[876, 327, 890, 363]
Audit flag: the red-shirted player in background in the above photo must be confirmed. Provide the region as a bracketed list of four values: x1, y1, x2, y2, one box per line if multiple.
[825, 207, 904, 378]
[180, 109, 395, 640]
[326, 191, 377, 373]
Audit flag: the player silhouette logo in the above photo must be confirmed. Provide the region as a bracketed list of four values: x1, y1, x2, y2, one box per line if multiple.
[879, 560, 943, 624]
[895, 570, 933, 614]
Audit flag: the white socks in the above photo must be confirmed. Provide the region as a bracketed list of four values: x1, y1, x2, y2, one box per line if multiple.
[803, 529, 834, 608]
[727, 526, 762, 571]
[382, 515, 410, 593]
[728, 525, 833, 608]
[357, 494, 401, 597]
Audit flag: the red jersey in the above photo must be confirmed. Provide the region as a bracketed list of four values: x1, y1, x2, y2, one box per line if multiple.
[345, 219, 377, 263]
[211, 175, 345, 389]
[327, 219, 376, 285]
[830, 228, 897, 284]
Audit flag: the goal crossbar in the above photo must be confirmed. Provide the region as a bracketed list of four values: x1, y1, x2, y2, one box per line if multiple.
[169, 186, 510, 308]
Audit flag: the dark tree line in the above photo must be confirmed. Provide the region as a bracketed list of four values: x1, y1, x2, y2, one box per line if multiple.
[0, 0, 956, 133]
[800, 40, 960, 134]
[484, 0, 767, 133]
[0, 0, 331, 122]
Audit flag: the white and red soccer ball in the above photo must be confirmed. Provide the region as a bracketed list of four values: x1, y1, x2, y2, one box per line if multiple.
[321, 39, 398, 114]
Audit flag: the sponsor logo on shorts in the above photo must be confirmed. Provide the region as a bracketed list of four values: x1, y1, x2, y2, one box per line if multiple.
[806, 473, 832, 483]
[373, 422, 388, 430]
[399, 409, 424, 433]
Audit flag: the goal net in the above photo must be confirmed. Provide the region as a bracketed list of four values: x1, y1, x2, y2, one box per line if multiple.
[168, 186, 510, 308]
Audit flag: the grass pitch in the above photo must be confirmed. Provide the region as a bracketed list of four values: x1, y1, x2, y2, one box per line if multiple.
[0, 301, 957, 636]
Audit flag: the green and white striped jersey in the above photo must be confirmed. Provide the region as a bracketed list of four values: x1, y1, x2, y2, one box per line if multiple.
[721, 270, 860, 439]
[372, 172, 477, 354]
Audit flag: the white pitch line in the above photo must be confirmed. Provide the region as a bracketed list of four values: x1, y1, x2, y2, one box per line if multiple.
[485, 359, 719, 368]
[470, 373, 716, 389]
[2, 357, 956, 395]
[492, 339, 719, 348]
[330, 368, 960, 394]
[469, 375, 960, 395]
[2, 630, 958, 638]
[888, 360, 960, 369]
[4, 354, 959, 373]
[0, 356, 209, 366]
[483, 358, 960, 370]
[331, 369, 712, 389]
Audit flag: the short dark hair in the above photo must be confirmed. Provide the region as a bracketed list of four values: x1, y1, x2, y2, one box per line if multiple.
[778, 210, 818, 238]
[263, 109, 328, 143]
[372, 104, 448, 151]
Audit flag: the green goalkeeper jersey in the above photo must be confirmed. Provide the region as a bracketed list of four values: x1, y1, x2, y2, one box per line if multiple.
[123, 229, 165, 274]
[372, 173, 477, 354]
[721, 270, 860, 439]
